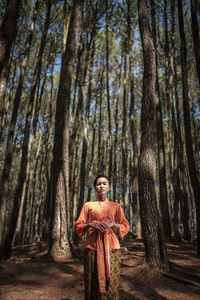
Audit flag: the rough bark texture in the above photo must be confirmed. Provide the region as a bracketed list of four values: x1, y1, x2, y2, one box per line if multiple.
[2, 0, 51, 258]
[49, 0, 82, 258]
[0, 0, 21, 117]
[138, 0, 170, 271]
[190, 0, 200, 87]
[0, 0, 40, 246]
[151, 0, 171, 240]
[177, 0, 200, 256]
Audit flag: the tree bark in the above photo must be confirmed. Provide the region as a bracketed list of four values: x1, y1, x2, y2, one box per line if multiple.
[177, 0, 200, 256]
[105, 0, 112, 182]
[0, 0, 40, 245]
[2, 0, 51, 258]
[0, 0, 21, 118]
[138, 0, 170, 271]
[49, 0, 82, 258]
[190, 0, 200, 87]
[150, 0, 171, 240]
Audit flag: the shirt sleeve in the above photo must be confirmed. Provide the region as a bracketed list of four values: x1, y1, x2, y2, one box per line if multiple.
[74, 204, 89, 238]
[116, 204, 130, 238]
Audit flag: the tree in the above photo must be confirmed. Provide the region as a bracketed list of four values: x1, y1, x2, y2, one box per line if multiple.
[0, 0, 40, 246]
[177, 0, 200, 256]
[137, 0, 170, 271]
[2, 0, 51, 258]
[150, 0, 171, 240]
[49, 0, 83, 258]
[190, 0, 200, 87]
[0, 0, 21, 121]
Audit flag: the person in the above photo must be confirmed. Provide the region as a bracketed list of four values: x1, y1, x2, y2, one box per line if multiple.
[74, 174, 129, 300]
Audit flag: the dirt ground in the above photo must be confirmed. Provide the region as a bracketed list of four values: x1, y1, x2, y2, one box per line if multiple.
[0, 235, 200, 300]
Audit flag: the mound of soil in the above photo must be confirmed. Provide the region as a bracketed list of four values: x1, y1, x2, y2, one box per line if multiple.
[0, 237, 200, 300]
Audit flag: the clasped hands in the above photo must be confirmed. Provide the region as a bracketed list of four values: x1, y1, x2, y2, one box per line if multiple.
[85, 222, 119, 233]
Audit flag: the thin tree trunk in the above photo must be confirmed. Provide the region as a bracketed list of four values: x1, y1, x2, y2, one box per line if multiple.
[113, 51, 122, 203]
[122, 51, 128, 215]
[87, 80, 99, 203]
[97, 70, 104, 173]
[138, 0, 170, 271]
[177, 0, 200, 256]
[42, 66, 56, 242]
[129, 52, 141, 238]
[105, 0, 112, 182]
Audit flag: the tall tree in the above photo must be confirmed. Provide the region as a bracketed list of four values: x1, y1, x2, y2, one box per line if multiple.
[138, 0, 170, 271]
[177, 0, 200, 256]
[2, 0, 51, 258]
[49, 0, 83, 257]
[105, 0, 112, 181]
[0, 0, 21, 120]
[150, 0, 171, 239]
[190, 0, 200, 87]
[0, 0, 40, 245]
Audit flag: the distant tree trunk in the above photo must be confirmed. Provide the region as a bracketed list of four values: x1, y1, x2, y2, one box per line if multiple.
[122, 50, 128, 215]
[105, 0, 112, 182]
[2, 0, 51, 258]
[138, 0, 170, 271]
[42, 99, 54, 241]
[113, 53, 122, 203]
[150, 0, 171, 240]
[49, 0, 82, 258]
[169, 0, 191, 240]
[129, 53, 141, 238]
[190, 0, 200, 87]
[0, 0, 21, 120]
[177, 0, 200, 256]
[87, 91, 98, 203]
[98, 70, 104, 173]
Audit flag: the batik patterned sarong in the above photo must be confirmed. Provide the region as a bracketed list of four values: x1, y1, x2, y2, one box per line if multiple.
[84, 248, 121, 300]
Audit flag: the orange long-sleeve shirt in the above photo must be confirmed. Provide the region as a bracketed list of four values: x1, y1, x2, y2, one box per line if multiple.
[74, 198, 129, 250]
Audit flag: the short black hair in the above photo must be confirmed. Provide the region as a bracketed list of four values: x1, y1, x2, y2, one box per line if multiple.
[93, 174, 110, 187]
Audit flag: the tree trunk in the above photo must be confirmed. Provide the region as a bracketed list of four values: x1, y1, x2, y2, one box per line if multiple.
[0, 0, 21, 121]
[138, 0, 170, 271]
[129, 53, 141, 238]
[0, 0, 40, 244]
[105, 0, 112, 182]
[177, 0, 200, 256]
[190, 0, 200, 87]
[2, 0, 51, 258]
[150, 0, 171, 240]
[97, 70, 104, 173]
[122, 51, 128, 215]
[74, 38, 93, 244]
[49, 0, 82, 258]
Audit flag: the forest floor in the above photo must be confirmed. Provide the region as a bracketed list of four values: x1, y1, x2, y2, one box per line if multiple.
[0, 235, 200, 300]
